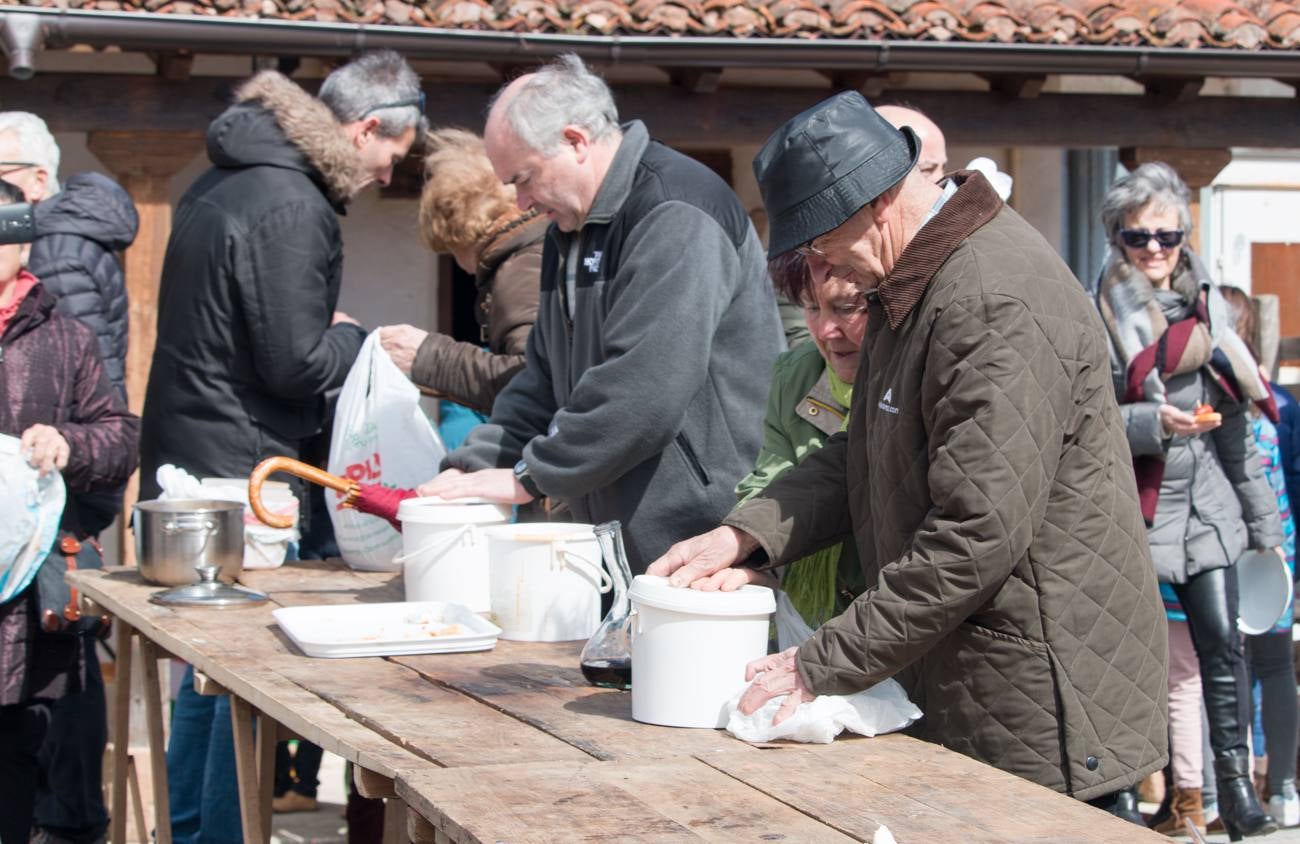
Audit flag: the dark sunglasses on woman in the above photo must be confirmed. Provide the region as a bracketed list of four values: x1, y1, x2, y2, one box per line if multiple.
[1119, 228, 1184, 250]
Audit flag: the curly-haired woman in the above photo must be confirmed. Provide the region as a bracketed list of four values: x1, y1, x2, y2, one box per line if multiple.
[378, 128, 545, 414]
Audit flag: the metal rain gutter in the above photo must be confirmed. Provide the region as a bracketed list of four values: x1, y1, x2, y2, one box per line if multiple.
[7, 5, 1300, 79]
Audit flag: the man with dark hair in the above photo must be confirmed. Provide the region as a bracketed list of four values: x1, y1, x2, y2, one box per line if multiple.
[141, 52, 422, 844]
[651, 91, 1168, 821]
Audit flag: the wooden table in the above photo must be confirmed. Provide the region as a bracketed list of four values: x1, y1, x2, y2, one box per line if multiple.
[72, 560, 1163, 844]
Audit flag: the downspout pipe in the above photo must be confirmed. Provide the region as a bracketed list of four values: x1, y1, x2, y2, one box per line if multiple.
[7, 5, 1300, 80]
[0, 13, 44, 80]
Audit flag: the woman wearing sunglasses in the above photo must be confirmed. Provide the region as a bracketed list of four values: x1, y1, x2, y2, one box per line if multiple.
[1096, 161, 1283, 839]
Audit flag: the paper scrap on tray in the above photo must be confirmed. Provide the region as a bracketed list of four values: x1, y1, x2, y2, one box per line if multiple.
[874, 824, 897, 844]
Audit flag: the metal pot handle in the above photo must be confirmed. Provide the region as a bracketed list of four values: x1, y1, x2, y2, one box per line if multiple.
[162, 517, 217, 557]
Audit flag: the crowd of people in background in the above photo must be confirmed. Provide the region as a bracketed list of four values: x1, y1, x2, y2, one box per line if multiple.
[1, 46, 1299, 844]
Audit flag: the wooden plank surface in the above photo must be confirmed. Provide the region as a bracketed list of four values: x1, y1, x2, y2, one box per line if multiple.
[392, 643, 757, 763]
[72, 567, 429, 779]
[397, 757, 859, 844]
[701, 741, 1166, 843]
[271, 656, 591, 769]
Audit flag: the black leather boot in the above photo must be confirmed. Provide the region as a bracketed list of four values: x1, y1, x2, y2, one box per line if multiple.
[1110, 787, 1145, 826]
[1215, 750, 1279, 840]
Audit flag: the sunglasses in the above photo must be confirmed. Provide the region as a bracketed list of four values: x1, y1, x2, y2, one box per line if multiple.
[794, 241, 828, 260]
[361, 90, 425, 118]
[1119, 228, 1184, 250]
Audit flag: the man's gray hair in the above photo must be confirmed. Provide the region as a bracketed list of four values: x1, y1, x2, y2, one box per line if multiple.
[1101, 161, 1193, 251]
[0, 111, 60, 194]
[319, 50, 427, 139]
[496, 54, 620, 156]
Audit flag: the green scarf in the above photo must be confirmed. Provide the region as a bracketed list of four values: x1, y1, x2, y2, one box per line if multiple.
[782, 364, 852, 628]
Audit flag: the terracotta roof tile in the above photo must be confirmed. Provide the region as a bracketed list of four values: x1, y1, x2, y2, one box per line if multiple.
[7, 0, 1300, 48]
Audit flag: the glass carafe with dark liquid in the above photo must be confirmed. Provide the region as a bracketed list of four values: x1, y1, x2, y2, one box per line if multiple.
[579, 520, 633, 689]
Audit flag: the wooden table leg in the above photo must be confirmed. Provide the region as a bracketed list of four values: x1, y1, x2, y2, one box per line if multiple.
[256, 710, 278, 837]
[230, 697, 267, 843]
[383, 797, 407, 844]
[110, 622, 134, 844]
[139, 639, 173, 844]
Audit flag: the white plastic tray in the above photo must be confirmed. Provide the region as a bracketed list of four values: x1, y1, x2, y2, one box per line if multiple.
[273, 601, 501, 658]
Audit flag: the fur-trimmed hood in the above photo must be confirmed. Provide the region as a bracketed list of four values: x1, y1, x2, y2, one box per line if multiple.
[206, 71, 364, 205]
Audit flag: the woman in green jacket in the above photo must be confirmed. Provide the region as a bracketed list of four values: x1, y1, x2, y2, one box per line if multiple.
[735, 253, 869, 629]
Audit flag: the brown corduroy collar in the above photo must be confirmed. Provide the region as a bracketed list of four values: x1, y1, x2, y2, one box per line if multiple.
[876, 170, 1004, 330]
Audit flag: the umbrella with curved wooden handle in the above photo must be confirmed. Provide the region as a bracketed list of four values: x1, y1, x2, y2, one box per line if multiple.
[248, 456, 417, 531]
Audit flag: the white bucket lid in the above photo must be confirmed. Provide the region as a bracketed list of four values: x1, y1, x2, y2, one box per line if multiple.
[1236, 549, 1293, 635]
[629, 574, 775, 617]
[482, 522, 596, 542]
[397, 496, 512, 525]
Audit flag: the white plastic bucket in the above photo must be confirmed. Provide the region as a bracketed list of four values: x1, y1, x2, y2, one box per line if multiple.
[1237, 548, 1293, 635]
[393, 497, 511, 612]
[629, 574, 775, 728]
[483, 523, 608, 641]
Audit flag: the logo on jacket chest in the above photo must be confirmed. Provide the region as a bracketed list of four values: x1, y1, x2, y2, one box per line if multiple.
[582, 251, 603, 274]
[877, 386, 900, 415]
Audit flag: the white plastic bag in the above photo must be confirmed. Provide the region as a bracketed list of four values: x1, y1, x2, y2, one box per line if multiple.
[725, 589, 922, 744]
[328, 332, 446, 571]
[0, 433, 66, 603]
[155, 464, 300, 570]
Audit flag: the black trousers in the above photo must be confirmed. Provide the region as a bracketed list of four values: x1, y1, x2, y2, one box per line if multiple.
[0, 702, 52, 844]
[1169, 565, 1250, 761]
[33, 637, 109, 842]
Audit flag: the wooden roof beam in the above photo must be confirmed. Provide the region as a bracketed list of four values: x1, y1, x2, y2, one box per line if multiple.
[1137, 75, 1205, 102]
[151, 50, 193, 82]
[667, 67, 722, 94]
[817, 70, 905, 99]
[980, 73, 1047, 99]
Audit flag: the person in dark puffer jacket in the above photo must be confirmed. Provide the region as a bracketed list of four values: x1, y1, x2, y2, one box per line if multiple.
[0, 111, 139, 844]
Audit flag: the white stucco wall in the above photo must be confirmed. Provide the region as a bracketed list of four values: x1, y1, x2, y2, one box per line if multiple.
[1204, 150, 1300, 292]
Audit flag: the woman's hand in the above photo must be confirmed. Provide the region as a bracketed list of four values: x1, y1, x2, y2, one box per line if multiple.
[1159, 403, 1221, 438]
[21, 424, 70, 476]
[689, 566, 778, 592]
[377, 324, 430, 376]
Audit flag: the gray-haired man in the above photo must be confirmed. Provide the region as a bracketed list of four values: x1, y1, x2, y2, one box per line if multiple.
[420, 55, 784, 572]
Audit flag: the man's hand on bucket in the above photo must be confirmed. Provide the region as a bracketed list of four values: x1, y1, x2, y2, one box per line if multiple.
[647, 526, 762, 590]
[740, 647, 815, 726]
[417, 468, 534, 504]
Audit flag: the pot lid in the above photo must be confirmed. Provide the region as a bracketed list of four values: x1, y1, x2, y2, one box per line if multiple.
[629, 574, 775, 616]
[149, 565, 268, 608]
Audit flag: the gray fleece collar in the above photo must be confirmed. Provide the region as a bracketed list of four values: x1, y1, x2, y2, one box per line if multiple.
[583, 121, 649, 227]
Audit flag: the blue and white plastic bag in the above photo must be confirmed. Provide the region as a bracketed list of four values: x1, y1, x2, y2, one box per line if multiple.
[0, 433, 66, 603]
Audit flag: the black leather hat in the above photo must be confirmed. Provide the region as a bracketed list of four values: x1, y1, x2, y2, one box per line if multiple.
[753, 91, 920, 258]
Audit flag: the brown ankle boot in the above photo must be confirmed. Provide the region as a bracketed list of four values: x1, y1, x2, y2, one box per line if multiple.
[1152, 786, 1205, 836]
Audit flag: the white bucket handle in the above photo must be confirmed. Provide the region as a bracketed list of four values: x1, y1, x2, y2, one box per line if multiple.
[391, 523, 478, 567]
[555, 545, 613, 594]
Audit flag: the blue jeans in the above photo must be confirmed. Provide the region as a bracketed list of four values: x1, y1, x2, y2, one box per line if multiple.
[166, 665, 241, 844]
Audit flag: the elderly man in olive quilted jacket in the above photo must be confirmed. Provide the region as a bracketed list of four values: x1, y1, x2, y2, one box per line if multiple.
[650, 92, 1168, 819]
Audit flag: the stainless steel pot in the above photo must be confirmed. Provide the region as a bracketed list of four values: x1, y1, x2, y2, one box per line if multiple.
[134, 499, 244, 586]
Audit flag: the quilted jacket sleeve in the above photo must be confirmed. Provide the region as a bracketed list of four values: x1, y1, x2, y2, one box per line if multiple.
[1211, 395, 1283, 550]
[795, 293, 1068, 696]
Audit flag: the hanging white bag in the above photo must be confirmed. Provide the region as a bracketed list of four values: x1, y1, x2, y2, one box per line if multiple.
[327, 332, 446, 571]
[0, 433, 66, 603]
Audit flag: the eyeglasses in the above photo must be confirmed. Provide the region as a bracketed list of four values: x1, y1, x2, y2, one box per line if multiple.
[1119, 228, 1184, 250]
[795, 239, 828, 260]
[0, 162, 37, 177]
[361, 91, 425, 119]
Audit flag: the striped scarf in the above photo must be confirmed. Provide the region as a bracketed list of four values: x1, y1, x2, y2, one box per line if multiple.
[1097, 249, 1277, 523]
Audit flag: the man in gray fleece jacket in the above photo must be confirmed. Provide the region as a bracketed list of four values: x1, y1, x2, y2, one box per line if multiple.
[419, 55, 783, 571]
